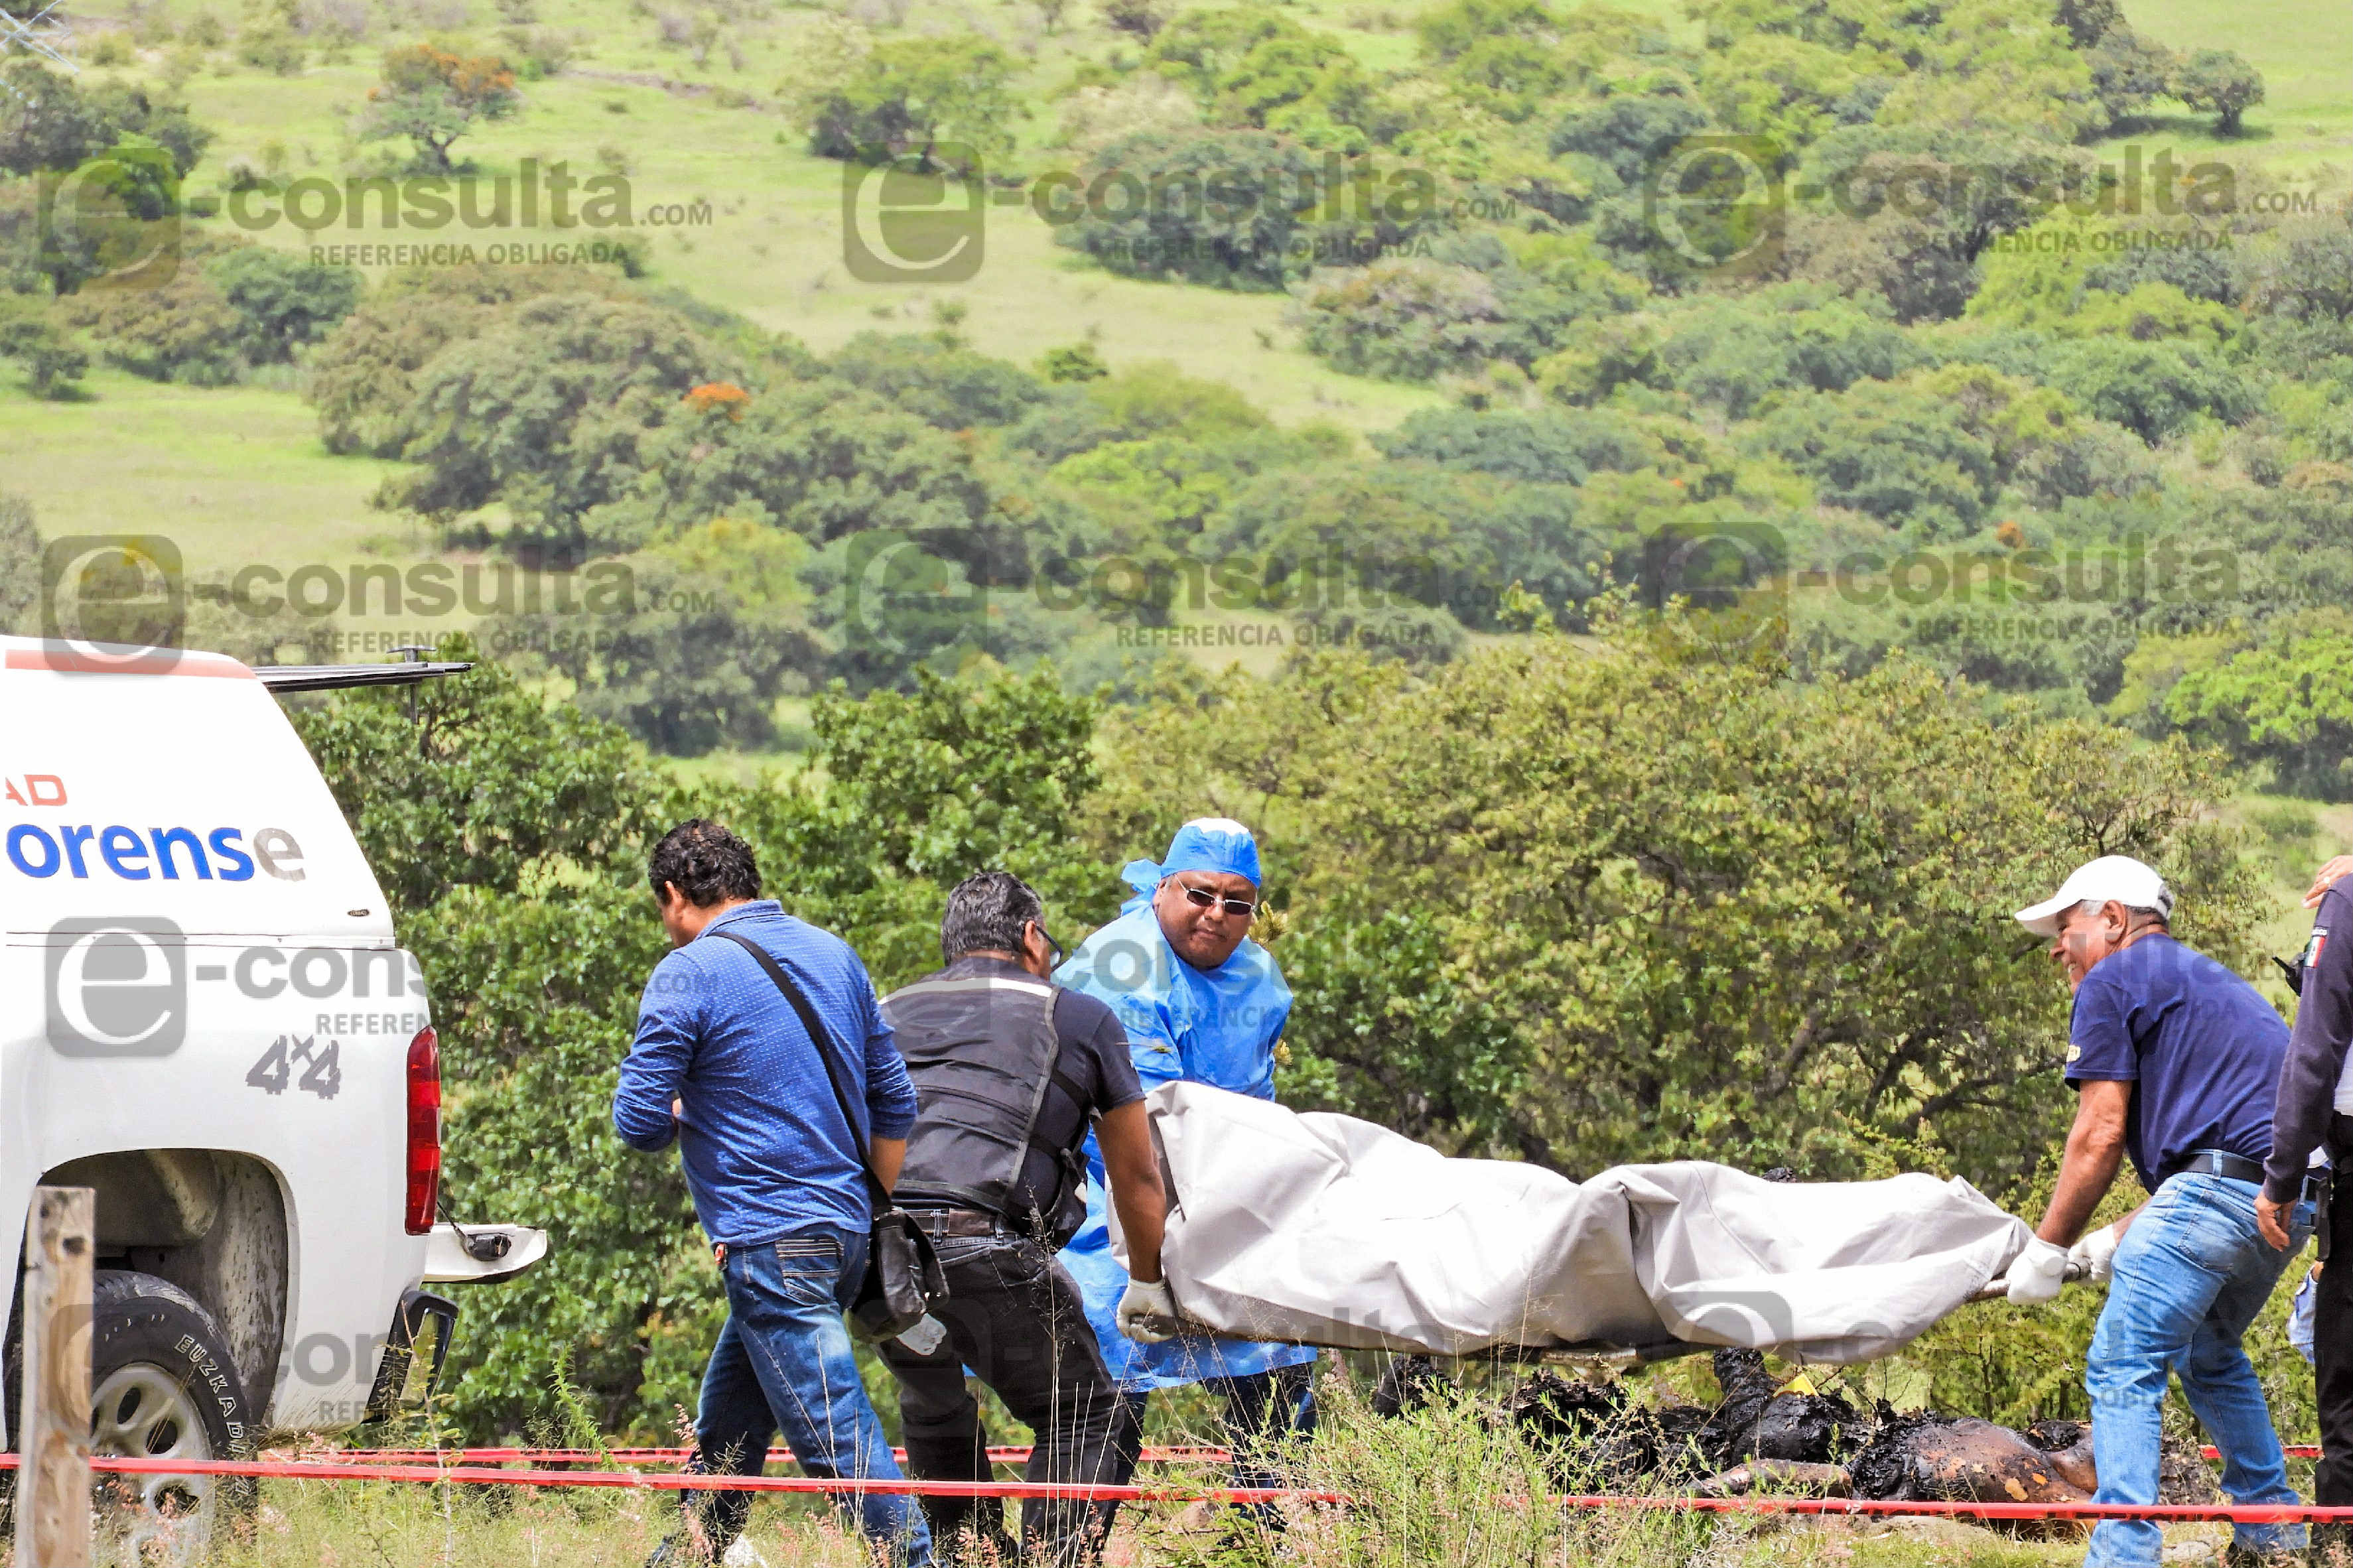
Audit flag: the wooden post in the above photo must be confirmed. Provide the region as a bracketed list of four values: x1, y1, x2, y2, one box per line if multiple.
[17, 1186, 93, 1568]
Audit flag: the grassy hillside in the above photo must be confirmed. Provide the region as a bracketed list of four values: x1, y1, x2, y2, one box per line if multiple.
[10, 0, 2353, 718]
[26, 0, 2340, 629]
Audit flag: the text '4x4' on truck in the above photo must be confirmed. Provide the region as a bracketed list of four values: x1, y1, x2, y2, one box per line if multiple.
[0, 637, 548, 1557]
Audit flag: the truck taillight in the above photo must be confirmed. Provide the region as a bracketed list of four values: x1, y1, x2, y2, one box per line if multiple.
[405, 1026, 441, 1236]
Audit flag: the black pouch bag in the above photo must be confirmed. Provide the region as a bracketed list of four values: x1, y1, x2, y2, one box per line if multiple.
[712, 929, 949, 1340]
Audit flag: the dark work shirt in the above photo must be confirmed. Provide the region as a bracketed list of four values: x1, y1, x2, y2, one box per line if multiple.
[2266, 885, 2353, 1202]
[2065, 933, 2288, 1191]
[908, 955, 1144, 1218]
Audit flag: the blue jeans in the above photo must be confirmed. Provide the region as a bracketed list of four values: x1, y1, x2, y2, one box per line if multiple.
[2083, 1174, 2313, 1568]
[689, 1226, 932, 1567]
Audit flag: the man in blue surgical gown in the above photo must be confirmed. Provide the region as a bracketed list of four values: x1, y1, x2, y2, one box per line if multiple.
[1054, 818, 1316, 1514]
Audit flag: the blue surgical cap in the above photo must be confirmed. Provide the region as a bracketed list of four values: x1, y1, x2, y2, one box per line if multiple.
[1119, 817, 1262, 893]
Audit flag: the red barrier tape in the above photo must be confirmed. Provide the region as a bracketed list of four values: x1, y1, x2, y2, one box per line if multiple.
[322, 1444, 2324, 1468]
[322, 1446, 1233, 1466]
[30, 1455, 2353, 1522]
[68, 1457, 1345, 1506]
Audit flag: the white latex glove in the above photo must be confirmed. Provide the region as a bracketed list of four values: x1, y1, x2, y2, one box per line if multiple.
[2007, 1236, 2069, 1305]
[2068, 1222, 2122, 1286]
[1118, 1278, 1178, 1344]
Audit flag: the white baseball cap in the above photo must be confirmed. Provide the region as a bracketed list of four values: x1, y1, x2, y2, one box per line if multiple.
[2014, 856, 2175, 939]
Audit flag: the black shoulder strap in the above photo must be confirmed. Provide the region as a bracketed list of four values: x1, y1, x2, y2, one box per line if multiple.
[710, 927, 892, 1212]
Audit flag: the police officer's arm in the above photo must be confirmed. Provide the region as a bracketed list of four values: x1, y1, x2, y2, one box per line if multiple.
[1098, 1101, 1166, 1284]
[2260, 886, 2353, 1244]
[2038, 1079, 2131, 1245]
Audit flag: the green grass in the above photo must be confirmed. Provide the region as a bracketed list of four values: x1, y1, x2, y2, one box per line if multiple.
[205, 1472, 2111, 1568]
[2110, 0, 2353, 177]
[211, 1369, 2148, 1568]
[0, 365, 406, 576]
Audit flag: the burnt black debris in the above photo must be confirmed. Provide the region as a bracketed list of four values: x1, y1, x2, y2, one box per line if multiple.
[1384, 1346, 2197, 1512]
[1699, 1349, 1861, 1468]
[1371, 1354, 1454, 1419]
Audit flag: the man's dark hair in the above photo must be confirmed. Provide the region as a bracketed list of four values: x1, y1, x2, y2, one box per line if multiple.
[941, 871, 1043, 964]
[649, 819, 762, 908]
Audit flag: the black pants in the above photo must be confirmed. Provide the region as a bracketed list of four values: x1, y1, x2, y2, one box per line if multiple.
[880, 1229, 1128, 1567]
[2320, 1128, 2353, 1529]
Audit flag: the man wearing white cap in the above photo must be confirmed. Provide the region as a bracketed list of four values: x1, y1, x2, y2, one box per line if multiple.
[2009, 856, 2315, 1568]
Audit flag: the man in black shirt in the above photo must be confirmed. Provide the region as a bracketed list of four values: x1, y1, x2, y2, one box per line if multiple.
[878, 872, 1169, 1567]
[2261, 868, 2353, 1535]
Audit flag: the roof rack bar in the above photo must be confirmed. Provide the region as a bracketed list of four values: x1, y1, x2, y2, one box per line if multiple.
[253, 661, 474, 694]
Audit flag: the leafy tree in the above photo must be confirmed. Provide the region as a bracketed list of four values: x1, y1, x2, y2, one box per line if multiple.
[205, 247, 364, 363]
[1414, 0, 1556, 64]
[305, 263, 641, 456]
[388, 292, 743, 543]
[1084, 361, 1275, 441]
[500, 519, 825, 755]
[1101, 0, 1172, 41]
[825, 330, 1047, 430]
[1652, 286, 1926, 419]
[2234, 214, 2353, 325]
[808, 36, 1024, 166]
[1370, 403, 1658, 484]
[571, 377, 993, 558]
[1059, 123, 1421, 292]
[1549, 94, 1710, 189]
[1869, 0, 2099, 143]
[357, 43, 523, 173]
[2162, 623, 2353, 798]
[0, 63, 211, 177]
[58, 246, 246, 384]
[2052, 0, 2122, 50]
[0, 490, 38, 633]
[2084, 27, 2176, 129]
[1050, 434, 1258, 548]
[1292, 231, 1644, 381]
[1146, 7, 1396, 149]
[1036, 342, 1108, 383]
[1758, 365, 2086, 535]
[1694, 32, 1864, 152]
[2171, 48, 2264, 135]
[1291, 259, 1517, 382]
[294, 643, 671, 911]
[1777, 127, 2093, 322]
[2036, 337, 2253, 446]
[0, 310, 88, 398]
[1209, 459, 1597, 628]
[1419, 0, 1669, 124]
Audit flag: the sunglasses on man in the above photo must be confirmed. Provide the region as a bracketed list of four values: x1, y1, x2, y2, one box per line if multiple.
[1174, 876, 1258, 920]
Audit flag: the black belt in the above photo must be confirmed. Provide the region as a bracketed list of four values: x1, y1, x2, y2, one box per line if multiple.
[907, 1208, 1004, 1239]
[2163, 1150, 2326, 1201]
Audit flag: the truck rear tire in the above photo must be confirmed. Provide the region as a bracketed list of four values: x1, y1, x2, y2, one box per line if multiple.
[87, 1269, 257, 1563]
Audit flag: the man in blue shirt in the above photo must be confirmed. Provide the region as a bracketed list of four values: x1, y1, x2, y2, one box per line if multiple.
[614, 819, 931, 1568]
[2007, 856, 2315, 1568]
[1053, 818, 1317, 1521]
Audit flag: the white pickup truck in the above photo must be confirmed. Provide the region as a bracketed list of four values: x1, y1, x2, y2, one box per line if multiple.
[0, 635, 547, 1554]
